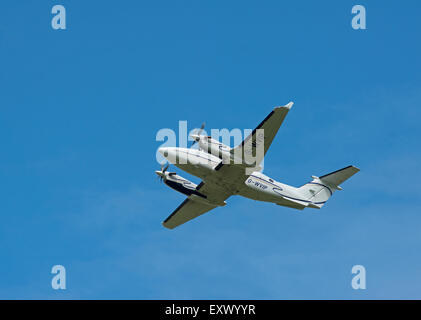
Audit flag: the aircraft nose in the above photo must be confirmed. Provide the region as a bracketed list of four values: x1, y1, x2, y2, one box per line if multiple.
[158, 147, 170, 157]
[158, 147, 179, 164]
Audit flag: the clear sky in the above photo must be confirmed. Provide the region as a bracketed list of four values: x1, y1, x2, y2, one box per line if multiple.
[1, 1, 420, 299]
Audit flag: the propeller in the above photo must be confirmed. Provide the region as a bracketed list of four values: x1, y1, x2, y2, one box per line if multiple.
[156, 163, 169, 183]
[190, 122, 205, 148]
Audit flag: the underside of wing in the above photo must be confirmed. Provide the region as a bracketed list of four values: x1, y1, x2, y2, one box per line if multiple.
[162, 198, 218, 229]
[162, 181, 232, 229]
[213, 162, 254, 191]
[231, 102, 293, 167]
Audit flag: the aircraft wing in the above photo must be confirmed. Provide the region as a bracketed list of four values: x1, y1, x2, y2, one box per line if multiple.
[231, 102, 293, 167]
[162, 182, 231, 229]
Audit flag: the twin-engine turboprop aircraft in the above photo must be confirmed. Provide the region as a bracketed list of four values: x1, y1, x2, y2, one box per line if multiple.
[156, 102, 359, 229]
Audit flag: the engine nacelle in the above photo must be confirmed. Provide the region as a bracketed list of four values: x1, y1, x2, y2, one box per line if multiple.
[198, 136, 231, 162]
[156, 168, 228, 207]
[162, 172, 207, 199]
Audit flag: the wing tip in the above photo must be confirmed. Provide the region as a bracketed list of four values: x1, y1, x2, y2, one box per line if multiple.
[352, 165, 361, 172]
[275, 101, 294, 110]
[285, 101, 294, 109]
[162, 221, 175, 229]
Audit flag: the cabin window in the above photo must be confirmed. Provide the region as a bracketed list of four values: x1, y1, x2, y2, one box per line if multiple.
[269, 179, 274, 183]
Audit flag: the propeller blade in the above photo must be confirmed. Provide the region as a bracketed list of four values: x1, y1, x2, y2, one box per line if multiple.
[198, 122, 205, 135]
[157, 163, 169, 183]
[190, 122, 205, 147]
[163, 163, 169, 173]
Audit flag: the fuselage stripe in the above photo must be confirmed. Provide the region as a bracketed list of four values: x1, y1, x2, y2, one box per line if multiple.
[249, 175, 327, 204]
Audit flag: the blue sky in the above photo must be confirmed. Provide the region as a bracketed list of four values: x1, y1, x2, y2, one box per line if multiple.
[1, 1, 420, 299]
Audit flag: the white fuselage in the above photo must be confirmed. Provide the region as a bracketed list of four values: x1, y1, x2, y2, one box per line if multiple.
[159, 146, 312, 209]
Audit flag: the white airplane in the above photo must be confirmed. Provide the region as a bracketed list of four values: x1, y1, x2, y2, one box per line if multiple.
[156, 102, 359, 229]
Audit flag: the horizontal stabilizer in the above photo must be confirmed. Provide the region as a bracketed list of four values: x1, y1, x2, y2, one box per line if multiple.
[297, 165, 360, 209]
[319, 165, 360, 187]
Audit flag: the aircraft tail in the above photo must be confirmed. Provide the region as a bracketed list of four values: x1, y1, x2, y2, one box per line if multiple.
[297, 165, 360, 209]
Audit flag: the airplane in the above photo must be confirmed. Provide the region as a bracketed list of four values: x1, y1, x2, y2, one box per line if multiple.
[156, 102, 359, 229]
